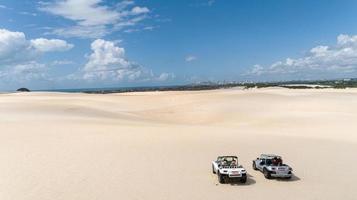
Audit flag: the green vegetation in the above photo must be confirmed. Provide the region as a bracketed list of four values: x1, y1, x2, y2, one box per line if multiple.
[240, 79, 357, 89]
[76, 78, 357, 94]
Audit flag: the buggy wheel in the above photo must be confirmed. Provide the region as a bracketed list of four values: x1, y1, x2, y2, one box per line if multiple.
[252, 162, 257, 170]
[240, 176, 247, 183]
[212, 165, 216, 174]
[263, 168, 272, 179]
[218, 173, 225, 184]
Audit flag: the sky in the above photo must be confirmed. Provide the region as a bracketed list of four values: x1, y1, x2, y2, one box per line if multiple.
[1, 0, 357, 90]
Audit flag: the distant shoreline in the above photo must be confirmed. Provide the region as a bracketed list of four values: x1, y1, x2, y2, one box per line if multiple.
[10, 78, 357, 94]
[36, 84, 233, 94]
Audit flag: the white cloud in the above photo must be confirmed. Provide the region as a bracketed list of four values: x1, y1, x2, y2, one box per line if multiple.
[0, 29, 73, 64]
[83, 39, 134, 81]
[30, 38, 74, 52]
[39, 0, 119, 26]
[250, 65, 264, 76]
[131, 6, 150, 15]
[68, 39, 173, 83]
[10, 62, 47, 81]
[39, 0, 150, 38]
[0, 29, 73, 84]
[116, 0, 135, 10]
[47, 25, 108, 39]
[247, 34, 357, 79]
[0, 5, 7, 9]
[0, 61, 48, 84]
[0, 29, 36, 65]
[185, 55, 197, 62]
[157, 72, 175, 81]
[83, 39, 135, 80]
[337, 34, 357, 46]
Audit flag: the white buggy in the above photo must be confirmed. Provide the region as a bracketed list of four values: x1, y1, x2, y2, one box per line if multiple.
[212, 156, 247, 184]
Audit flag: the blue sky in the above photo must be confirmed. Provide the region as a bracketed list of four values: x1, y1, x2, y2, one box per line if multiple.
[1, 0, 357, 90]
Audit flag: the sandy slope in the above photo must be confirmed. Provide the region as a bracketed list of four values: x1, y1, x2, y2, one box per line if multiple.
[0, 88, 357, 200]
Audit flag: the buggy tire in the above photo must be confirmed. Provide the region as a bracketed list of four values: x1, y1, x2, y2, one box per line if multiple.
[252, 162, 258, 170]
[240, 176, 247, 183]
[218, 173, 225, 184]
[263, 168, 272, 179]
[212, 165, 216, 174]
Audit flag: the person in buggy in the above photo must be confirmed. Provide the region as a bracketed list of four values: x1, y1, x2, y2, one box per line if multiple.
[272, 157, 283, 166]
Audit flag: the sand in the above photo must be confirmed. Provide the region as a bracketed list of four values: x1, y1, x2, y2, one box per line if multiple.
[0, 88, 356, 200]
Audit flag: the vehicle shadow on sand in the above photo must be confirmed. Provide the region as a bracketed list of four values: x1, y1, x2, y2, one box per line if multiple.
[228, 174, 256, 186]
[274, 174, 301, 182]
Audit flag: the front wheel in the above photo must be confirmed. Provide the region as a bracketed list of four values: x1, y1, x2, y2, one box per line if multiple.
[252, 162, 257, 170]
[218, 173, 225, 184]
[263, 168, 272, 179]
[212, 165, 216, 174]
[240, 176, 247, 183]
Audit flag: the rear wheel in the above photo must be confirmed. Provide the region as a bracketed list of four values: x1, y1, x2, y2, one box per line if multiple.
[263, 168, 272, 179]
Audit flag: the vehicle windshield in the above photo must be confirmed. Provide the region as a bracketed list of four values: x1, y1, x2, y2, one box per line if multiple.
[219, 156, 238, 166]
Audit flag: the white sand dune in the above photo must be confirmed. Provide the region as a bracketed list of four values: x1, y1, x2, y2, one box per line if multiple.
[1, 88, 357, 200]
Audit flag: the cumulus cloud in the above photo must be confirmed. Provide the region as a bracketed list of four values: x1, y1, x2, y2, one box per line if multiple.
[82, 39, 141, 81]
[73, 39, 173, 83]
[0, 29, 73, 84]
[39, 0, 150, 38]
[247, 34, 357, 79]
[0, 29, 73, 64]
[0, 29, 35, 65]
